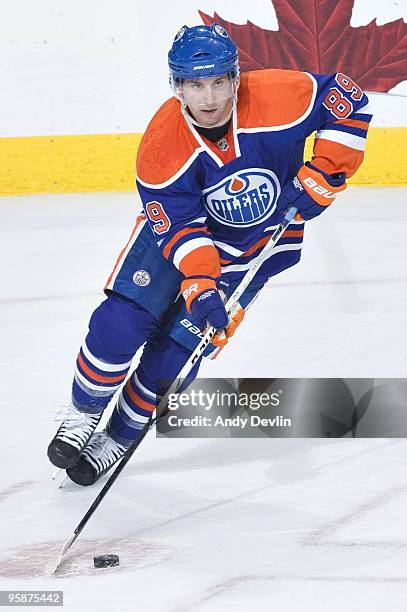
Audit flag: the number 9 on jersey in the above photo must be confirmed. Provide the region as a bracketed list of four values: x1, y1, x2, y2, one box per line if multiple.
[146, 201, 171, 234]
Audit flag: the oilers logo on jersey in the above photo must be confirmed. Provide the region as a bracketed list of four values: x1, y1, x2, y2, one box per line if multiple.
[203, 169, 280, 227]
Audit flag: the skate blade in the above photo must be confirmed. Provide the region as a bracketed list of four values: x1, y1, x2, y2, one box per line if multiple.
[52, 468, 68, 489]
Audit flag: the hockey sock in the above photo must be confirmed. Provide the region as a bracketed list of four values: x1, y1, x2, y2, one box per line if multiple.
[107, 332, 202, 445]
[72, 293, 159, 414]
[72, 333, 133, 414]
[107, 371, 157, 446]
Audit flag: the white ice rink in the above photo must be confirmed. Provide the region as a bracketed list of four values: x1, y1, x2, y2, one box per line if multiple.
[1, 187, 406, 610]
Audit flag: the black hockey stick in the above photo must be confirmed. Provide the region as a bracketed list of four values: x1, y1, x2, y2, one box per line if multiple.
[51, 205, 297, 573]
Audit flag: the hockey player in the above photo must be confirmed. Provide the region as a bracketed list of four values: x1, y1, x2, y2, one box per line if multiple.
[48, 24, 372, 486]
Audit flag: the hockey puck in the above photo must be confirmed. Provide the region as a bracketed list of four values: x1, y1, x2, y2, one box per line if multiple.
[93, 554, 120, 568]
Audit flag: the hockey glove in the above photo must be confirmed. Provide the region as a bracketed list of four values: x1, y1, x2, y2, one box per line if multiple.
[181, 277, 229, 330]
[277, 162, 346, 221]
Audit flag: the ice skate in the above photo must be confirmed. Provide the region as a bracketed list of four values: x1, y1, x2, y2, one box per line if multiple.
[47, 404, 103, 469]
[66, 431, 127, 486]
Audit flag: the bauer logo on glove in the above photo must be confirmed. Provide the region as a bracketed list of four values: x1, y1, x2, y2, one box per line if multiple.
[277, 162, 346, 221]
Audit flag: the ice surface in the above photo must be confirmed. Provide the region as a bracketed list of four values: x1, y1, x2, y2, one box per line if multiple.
[0, 187, 406, 610]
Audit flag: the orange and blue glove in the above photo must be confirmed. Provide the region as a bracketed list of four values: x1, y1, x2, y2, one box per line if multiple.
[181, 277, 228, 329]
[181, 277, 245, 348]
[277, 162, 346, 221]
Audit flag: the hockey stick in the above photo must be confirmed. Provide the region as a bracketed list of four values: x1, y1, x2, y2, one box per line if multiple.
[51, 205, 297, 574]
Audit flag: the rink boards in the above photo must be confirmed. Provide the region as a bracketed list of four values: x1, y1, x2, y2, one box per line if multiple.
[0, 127, 406, 196]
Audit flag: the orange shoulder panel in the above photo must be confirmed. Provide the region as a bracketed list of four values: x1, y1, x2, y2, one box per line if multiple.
[136, 97, 199, 185]
[237, 69, 315, 129]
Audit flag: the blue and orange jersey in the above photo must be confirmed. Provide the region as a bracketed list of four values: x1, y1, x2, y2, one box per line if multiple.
[136, 69, 372, 282]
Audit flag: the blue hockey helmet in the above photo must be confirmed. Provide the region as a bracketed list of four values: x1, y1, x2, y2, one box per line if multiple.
[168, 23, 239, 85]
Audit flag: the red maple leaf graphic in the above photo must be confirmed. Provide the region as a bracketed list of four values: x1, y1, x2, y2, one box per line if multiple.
[199, 0, 407, 92]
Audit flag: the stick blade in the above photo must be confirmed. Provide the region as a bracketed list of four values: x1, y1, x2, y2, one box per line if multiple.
[50, 533, 76, 575]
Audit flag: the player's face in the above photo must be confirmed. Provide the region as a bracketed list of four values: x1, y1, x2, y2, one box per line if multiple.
[181, 75, 234, 127]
